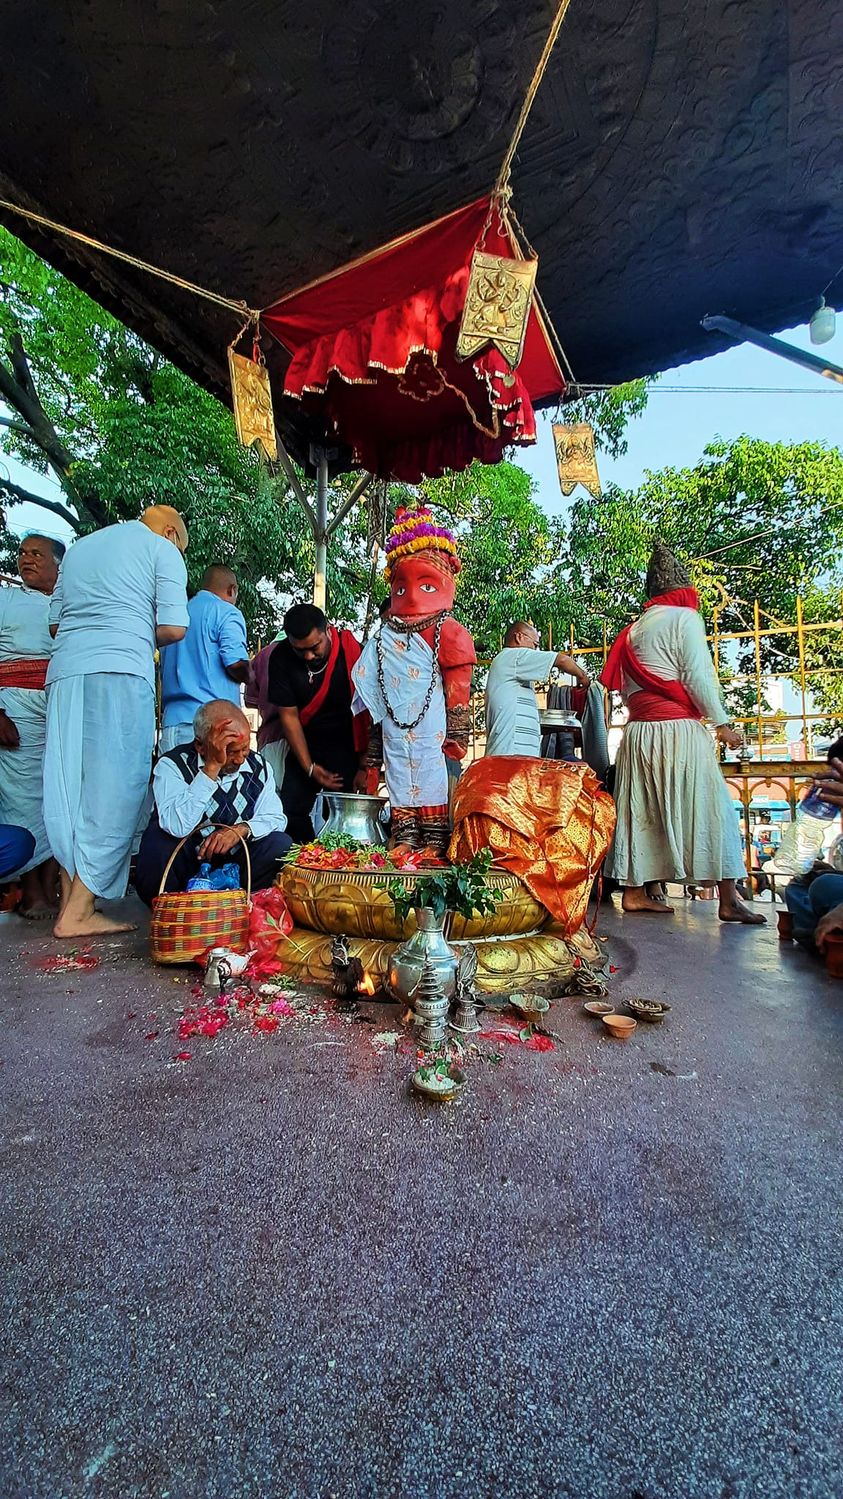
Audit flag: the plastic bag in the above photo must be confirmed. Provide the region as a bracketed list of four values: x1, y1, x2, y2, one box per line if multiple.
[245, 886, 293, 978]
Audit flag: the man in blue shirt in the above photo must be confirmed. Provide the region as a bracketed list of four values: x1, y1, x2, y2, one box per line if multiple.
[159, 566, 250, 752]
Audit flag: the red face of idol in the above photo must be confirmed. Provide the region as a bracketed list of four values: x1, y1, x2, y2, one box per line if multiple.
[389, 555, 456, 621]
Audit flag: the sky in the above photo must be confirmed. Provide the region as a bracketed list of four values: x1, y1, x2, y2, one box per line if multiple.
[1, 320, 841, 554]
[516, 319, 842, 517]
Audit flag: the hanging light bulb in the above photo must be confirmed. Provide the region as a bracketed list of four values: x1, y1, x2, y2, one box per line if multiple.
[809, 297, 836, 345]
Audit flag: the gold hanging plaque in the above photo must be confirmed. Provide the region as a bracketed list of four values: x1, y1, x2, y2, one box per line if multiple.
[552, 423, 601, 498]
[227, 348, 277, 461]
[456, 249, 538, 369]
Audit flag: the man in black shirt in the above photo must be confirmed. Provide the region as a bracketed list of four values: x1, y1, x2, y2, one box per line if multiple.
[267, 603, 368, 842]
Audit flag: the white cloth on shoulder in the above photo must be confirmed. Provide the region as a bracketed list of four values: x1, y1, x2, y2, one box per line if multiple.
[607, 606, 744, 886]
[352, 628, 447, 807]
[43, 674, 155, 899]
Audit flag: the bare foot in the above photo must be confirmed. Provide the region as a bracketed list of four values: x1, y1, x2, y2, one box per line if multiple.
[53, 911, 137, 939]
[719, 898, 767, 926]
[622, 890, 675, 915]
[18, 901, 56, 921]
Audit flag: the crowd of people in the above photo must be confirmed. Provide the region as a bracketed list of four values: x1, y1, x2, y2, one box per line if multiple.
[1, 512, 840, 954]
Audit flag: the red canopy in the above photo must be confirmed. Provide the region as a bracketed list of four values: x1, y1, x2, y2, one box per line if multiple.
[262, 197, 565, 481]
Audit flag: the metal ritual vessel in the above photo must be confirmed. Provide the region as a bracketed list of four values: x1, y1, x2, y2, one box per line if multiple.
[450, 945, 481, 1035]
[320, 792, 387, 846]
[387, 907, 459, 1005]
[412, 954, 450, 1050]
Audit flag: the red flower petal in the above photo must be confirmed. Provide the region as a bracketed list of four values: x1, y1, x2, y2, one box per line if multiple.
[144, 1031, 159, 1041]
[253, 1015, 279, 1033]
[174, 1050, 192, 1062]
[525, 1033, 555, 1052]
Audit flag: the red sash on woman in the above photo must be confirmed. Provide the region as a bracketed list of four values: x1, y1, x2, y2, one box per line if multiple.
[600, 589, 702, 722]
[298, 628, 370, 751]
[0, 658, 49, 690]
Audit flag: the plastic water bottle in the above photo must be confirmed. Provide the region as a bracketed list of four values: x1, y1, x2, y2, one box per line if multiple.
[767, 786, 839, 876]
[186, 862, 214, 892]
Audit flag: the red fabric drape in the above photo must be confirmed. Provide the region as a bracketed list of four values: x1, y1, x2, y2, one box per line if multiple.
[261, 198, 565, 482]
[0, 658, 49, 690]
[298, 629, 369, 753]
[600, 590, 703, 722]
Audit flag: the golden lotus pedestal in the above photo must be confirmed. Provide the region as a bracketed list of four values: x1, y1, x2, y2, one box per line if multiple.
[275, 865, 598, 993]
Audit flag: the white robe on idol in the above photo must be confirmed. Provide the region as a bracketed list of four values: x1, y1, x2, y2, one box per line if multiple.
[0, 586, 54, 872]
[352, 629, 448, 808]
[607, 605, 745, 886]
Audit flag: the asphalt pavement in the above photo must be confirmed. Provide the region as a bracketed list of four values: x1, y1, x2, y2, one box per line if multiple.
[1, 895, 841, 1499]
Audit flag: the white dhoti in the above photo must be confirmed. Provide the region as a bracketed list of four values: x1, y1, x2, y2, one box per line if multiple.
[352, 631, 448, 807]
[607, 719, 745, 885]
[0, 686, 50, 873]
[44, 673, 155, 899]
[605, 603, 745, 887]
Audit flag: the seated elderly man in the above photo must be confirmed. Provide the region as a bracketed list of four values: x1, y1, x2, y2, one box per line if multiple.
[134, 701, 290, 905]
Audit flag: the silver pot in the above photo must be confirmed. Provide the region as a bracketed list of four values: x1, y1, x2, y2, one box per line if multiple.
[540, 709, 581, 729]
[320, 791, 387, 846]
[386, 907, 459, 1004]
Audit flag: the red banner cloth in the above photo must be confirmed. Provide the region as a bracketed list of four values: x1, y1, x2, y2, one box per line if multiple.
[600, 590, 702, 722]
[261, 198, 565, 482]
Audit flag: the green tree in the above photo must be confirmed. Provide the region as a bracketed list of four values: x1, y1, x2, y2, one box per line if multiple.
[0, 226, 324, 637]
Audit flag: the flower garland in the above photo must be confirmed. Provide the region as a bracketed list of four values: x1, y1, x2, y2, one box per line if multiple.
[383, 505, 460, 582]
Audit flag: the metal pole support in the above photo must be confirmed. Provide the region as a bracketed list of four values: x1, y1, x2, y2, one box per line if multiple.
[313, 447, 329, 610]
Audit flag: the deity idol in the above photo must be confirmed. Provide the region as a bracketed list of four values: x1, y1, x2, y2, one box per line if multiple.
[352, 506, 476, 854]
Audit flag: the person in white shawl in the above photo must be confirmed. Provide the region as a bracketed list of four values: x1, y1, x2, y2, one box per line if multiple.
[44, 506, 189, 938]
[601, 542, 764, 925]
[0, 533, 64, 916]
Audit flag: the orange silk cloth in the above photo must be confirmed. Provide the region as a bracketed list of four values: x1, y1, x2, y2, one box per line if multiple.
[449, 757, 616, 936]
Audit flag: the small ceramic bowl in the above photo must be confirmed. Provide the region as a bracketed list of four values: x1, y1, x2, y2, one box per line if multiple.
[626, 998, 671, 1024]
[602, 1014, 637, 1038]
[583, 1000, 614, 1017]
[411, 1065, 466, 1101]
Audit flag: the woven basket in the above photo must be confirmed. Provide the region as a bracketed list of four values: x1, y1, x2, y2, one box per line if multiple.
[150, 825, 252, 965]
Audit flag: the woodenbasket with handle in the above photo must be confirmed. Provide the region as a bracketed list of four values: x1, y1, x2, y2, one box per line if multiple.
[149, 824, 252, 965]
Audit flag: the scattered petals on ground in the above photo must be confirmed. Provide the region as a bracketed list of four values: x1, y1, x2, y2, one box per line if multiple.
[33, 950, 99, 974]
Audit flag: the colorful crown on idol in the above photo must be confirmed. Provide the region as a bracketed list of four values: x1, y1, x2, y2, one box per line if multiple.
[383, 505, 461, 582]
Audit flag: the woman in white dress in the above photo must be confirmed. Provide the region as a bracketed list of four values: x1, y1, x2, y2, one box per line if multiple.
[601, 543, 764, 925]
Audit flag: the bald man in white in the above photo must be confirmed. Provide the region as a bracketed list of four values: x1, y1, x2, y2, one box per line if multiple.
[44, 506, 189, 937]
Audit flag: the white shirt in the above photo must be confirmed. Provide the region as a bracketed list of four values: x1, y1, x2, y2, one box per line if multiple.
[47, 521, 189, 687]
[0, 584, 54, 662]
[624, 606, 728, 724]
[485, 647, 558, 757]
[152, 751, 287, 840]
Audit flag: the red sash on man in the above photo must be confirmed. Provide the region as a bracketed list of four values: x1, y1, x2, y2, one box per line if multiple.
[0, 658, 49, 690]
[298, 627, 370, 751]
[600, 589, 702, 722]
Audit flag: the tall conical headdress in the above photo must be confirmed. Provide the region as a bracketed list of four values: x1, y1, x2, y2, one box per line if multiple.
[646, 540, 691, 598]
